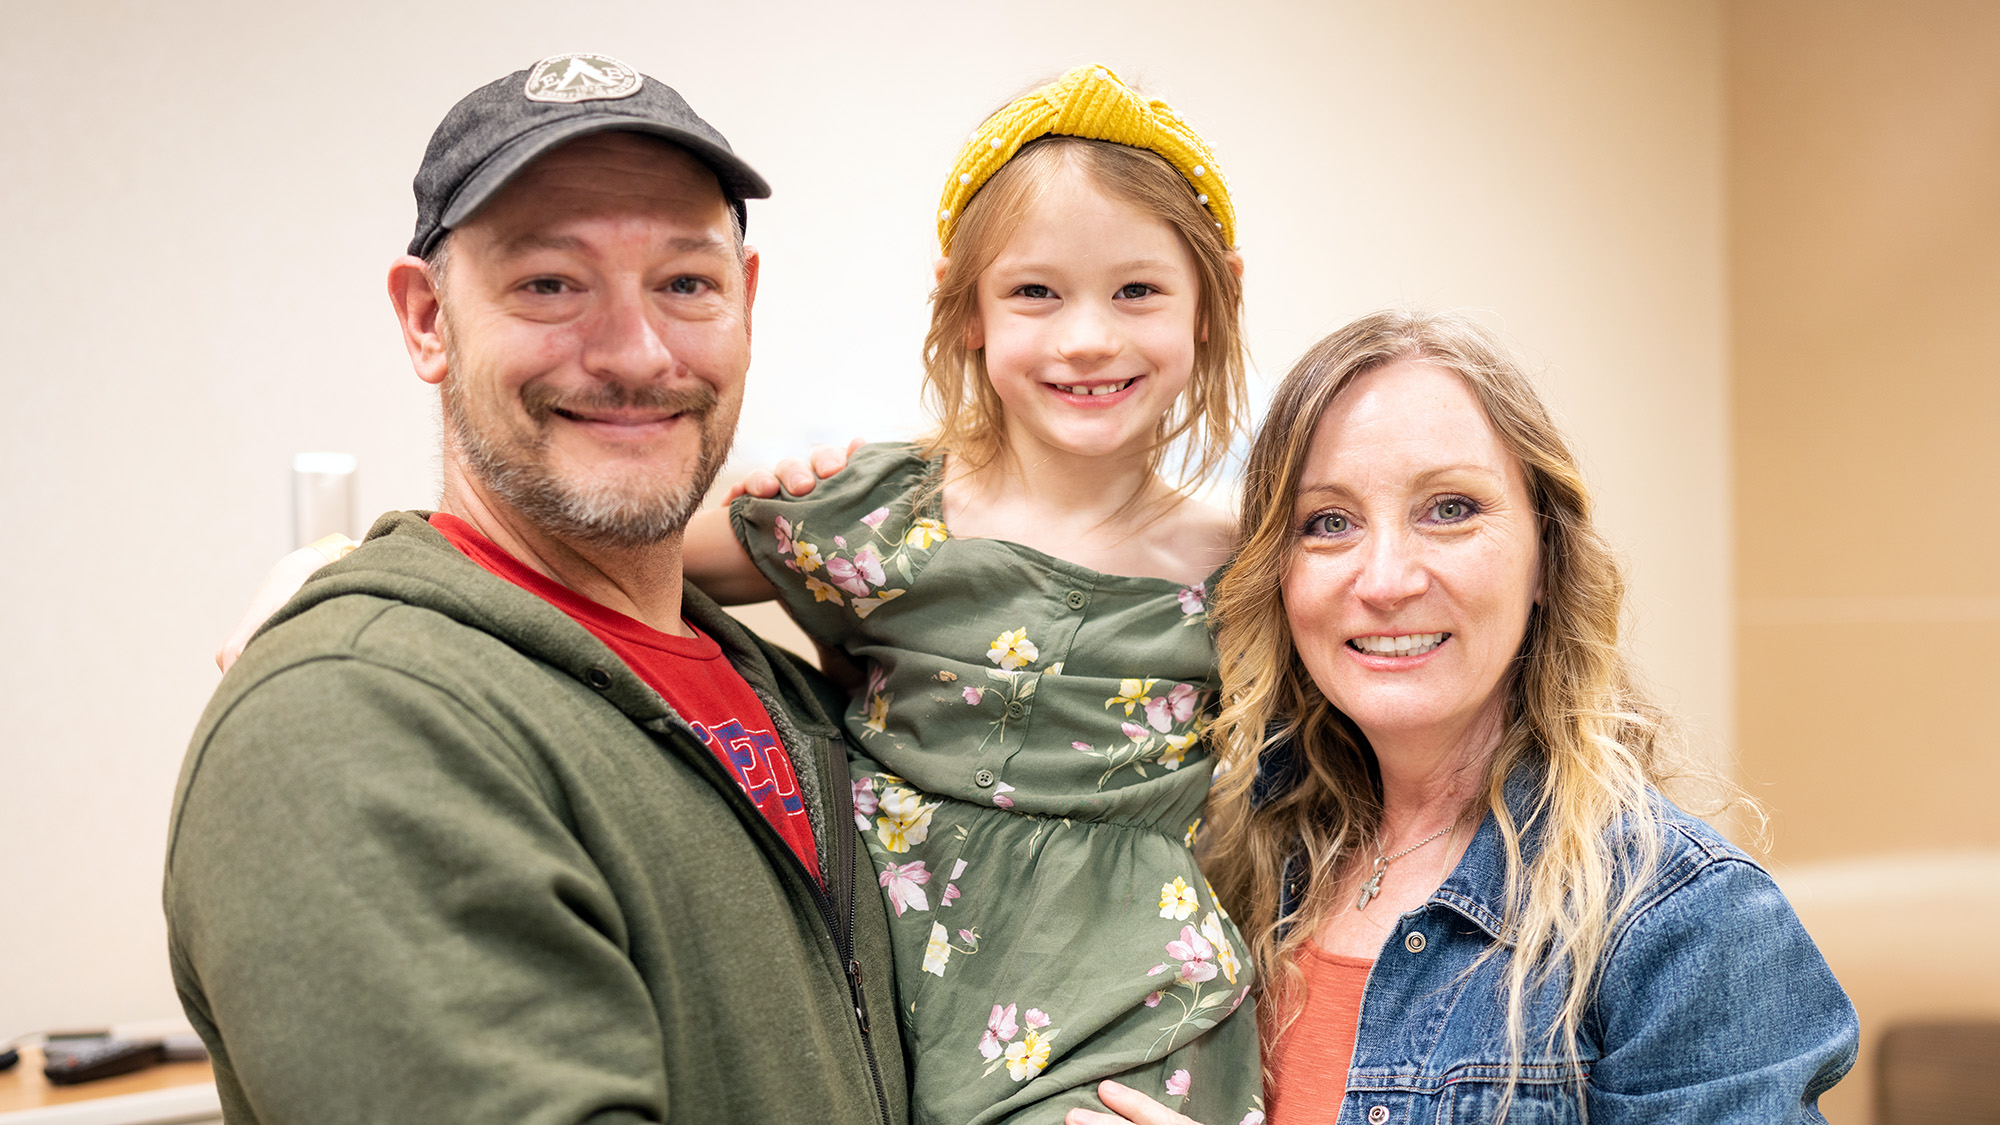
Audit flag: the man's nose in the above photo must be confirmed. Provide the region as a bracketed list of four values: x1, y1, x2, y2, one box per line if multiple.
[1352, 528, 1429, 608]
[581, 282, 674, 384]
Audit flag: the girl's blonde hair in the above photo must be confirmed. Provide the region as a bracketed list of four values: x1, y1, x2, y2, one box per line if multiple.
[919, 135, 1246, 493]
[1203, 308, 1745, 1111]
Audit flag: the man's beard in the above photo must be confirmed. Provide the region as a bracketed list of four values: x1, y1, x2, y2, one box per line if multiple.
[441, 336, 736, 550]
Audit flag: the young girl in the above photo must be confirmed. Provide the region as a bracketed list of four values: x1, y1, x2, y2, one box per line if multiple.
[686, 64, 1261, 1125]
[223, 64, 1264, 1125]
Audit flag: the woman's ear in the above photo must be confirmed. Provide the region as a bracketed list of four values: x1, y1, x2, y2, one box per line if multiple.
[933, 256, 950, 287]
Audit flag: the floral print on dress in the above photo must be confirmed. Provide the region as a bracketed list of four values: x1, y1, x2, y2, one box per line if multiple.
[1077, 680, 1210, 789]
[987, 628, 1038, 670]
[1145, 908, 1245, 1055]
[875, 785, 937, 852]
[979, 1002, 1061, 1082]
[880, 860, 931, 916]
[1176, 581, 1208, 627]
[771, 509, 939, 624]
[861, 666, 892, 738]
[851, 777, 878, 832]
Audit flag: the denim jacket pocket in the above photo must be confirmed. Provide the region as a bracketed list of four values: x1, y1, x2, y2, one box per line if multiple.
[1438, 1061, 1589, 1124]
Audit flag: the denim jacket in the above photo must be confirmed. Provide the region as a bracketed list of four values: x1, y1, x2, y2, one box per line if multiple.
[1256, 744, 1859, 1123]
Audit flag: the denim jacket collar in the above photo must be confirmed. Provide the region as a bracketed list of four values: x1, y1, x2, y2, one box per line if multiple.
[1253, 734, 1546, 947]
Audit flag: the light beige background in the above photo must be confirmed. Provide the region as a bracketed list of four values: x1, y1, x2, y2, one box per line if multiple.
[0, 1, 1987, 1120]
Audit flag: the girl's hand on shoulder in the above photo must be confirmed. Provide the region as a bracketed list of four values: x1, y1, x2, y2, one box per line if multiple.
[725, 437, 866, 500]
[215, 538, 350, 672]
[1066, 1081, 1206, 1125]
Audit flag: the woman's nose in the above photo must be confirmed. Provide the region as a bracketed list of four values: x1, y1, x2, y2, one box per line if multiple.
[1352, 529, 1429, 607]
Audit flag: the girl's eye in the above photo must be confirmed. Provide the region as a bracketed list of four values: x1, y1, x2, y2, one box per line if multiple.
[1015, 284, 1053, 300]
[1303, 512, 1351, 537]
[1430, 497, 1478, 522]
[1117, 283, 1154, 299]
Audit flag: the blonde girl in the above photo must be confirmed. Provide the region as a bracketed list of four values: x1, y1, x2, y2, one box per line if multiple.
[690, 65, 1265, 1125]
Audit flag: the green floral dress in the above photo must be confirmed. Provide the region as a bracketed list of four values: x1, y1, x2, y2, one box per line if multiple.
[730, 444, 1262, 1125]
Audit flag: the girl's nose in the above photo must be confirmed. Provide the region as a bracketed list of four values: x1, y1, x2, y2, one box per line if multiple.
[1055, 302, 1120, 364]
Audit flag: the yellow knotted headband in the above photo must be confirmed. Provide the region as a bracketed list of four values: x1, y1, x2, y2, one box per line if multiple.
[936, 64, 1237, 254]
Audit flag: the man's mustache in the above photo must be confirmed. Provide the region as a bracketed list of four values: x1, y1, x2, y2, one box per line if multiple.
[520, 381, 717, 424]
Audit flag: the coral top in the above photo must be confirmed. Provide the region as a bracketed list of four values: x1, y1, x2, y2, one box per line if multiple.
[1266, 946, 1373, 1125]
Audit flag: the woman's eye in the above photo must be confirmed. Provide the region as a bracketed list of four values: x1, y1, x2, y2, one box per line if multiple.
[1117, 283, 1154, 299]
[1304, 512, 1350, 537]
[1430, 497, 1477, 522]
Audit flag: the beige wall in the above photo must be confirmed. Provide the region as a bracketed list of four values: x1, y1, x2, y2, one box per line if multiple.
[1730, 2, 2000, 1120]
[0, 0, 1736, 1068]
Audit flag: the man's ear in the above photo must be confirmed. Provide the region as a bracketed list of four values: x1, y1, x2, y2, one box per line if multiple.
[1200, 250, 1246, 344]
[741, 245, 761, 342]
[388, 255, 449, 386]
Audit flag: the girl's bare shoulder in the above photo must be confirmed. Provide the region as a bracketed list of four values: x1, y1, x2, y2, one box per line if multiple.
[1147, 493, 1238, 577]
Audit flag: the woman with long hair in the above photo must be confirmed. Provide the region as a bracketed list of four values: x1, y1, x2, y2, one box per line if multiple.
[1071, 309, 1857, 1124]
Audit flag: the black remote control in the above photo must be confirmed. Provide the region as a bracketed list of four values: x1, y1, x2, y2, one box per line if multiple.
[42, 1038, 166, 1085]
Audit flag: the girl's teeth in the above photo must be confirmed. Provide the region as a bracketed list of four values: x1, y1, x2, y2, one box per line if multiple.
[1056, 380, 1132, 396]
[1348, 632, 1447, 656]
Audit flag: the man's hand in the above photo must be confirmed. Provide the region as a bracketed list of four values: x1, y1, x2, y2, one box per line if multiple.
[725, 437, 865, 501]
[1066, 1080, 1208, 1125]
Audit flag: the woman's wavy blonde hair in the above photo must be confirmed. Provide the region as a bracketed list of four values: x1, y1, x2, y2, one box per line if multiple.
[919, 134, 1246, 497]
[1204, 308, 1744, 1110]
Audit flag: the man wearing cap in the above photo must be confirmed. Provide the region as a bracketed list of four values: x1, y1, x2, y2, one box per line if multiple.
[165, 54, 906, 1124]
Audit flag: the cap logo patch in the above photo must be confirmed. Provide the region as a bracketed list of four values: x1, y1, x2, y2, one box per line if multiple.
[523, 53, 642, 103]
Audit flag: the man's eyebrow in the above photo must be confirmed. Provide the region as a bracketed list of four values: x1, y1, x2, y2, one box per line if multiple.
[497, 232, 584, 256]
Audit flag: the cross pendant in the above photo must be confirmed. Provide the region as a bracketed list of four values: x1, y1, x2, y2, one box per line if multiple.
[1354, 857, 1388, 911]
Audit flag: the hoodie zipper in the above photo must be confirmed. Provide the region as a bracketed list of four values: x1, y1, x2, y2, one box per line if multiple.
[654, 711, 892, 1125]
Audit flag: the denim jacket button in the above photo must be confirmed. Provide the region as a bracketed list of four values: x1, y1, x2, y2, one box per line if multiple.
[1404, 930, 1426, 953]
[1368, 1105, 1389, 1124]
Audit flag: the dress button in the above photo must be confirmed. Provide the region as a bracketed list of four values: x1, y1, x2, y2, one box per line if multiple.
[974, 769, 996, 788]
[1064, 589, 1087, 610]
[584, 667, 613, 690]
[1368, 1106, 1389, 1124]
[1404, 931, 1426, 954]
[1005, 700, 1026, 720]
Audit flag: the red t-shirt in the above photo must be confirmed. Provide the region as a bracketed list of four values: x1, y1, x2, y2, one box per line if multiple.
[430, 513, 822, 881]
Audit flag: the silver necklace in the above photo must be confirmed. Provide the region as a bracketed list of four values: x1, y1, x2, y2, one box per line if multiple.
[1354, 823, 1454, 911]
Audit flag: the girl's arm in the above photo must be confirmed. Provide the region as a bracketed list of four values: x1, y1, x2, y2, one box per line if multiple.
[687, 438, 865, 605]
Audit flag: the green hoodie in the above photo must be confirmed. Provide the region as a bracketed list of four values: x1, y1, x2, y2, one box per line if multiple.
[165, 512, 907, 1125]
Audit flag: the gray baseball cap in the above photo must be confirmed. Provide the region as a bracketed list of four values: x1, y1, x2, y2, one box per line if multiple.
[408, 52, 771, 257]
